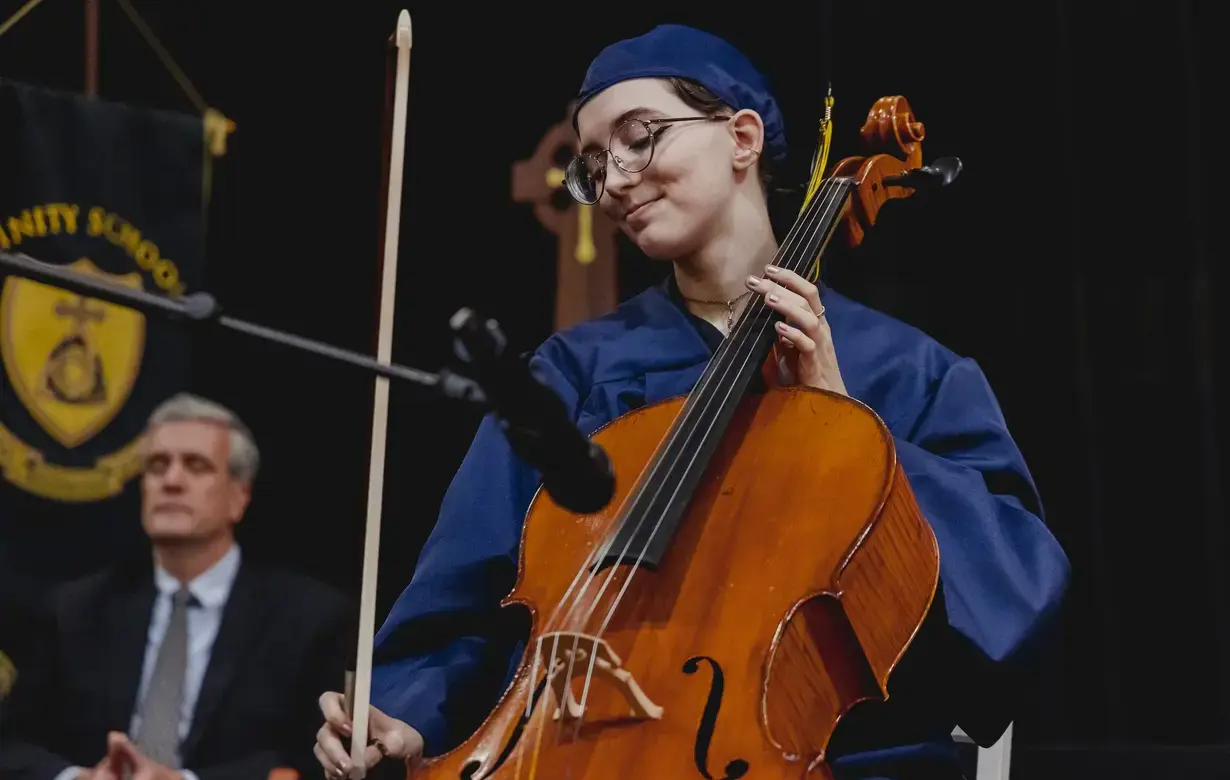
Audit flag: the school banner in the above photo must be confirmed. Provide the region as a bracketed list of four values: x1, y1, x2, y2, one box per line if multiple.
[0, 79, 210, 649]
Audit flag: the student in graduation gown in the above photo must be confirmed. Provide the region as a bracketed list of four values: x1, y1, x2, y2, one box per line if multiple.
[313, 23, 1071, 780]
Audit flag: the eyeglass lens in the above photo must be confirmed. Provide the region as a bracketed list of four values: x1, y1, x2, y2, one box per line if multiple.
[565, 119, 656, 204]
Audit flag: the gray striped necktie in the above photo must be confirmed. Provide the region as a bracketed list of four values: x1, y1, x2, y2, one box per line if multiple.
[135, 587, 193, 768]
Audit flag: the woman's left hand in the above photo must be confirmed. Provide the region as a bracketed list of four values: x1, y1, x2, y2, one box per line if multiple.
[746, 266, 847, 395]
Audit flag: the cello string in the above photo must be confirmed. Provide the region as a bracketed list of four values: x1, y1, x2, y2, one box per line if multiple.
[524, 663, 553, 780]
[513, 642, 536, 777]
[513, 433, 684, 720]
[558, 177, 846, 718]
[514, 649, 535, 778]
[510, 174, 846, 751]
[569, 179, 848, 733]
[510, 445, 680, 738]
[566, 178, 851, 728]
[518, 635, 568, 778]
[584, 180, 847, 625]
[506, 465, 660, 748]
[535, 178, 843, 748]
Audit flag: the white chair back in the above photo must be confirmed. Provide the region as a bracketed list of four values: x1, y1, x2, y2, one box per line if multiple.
[952, 722, 1013, 780]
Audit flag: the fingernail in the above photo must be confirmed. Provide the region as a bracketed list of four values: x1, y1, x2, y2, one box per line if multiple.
[765, 265, 779, 274]
[768, 294, 779, 303]
[746, 275, 760, 287]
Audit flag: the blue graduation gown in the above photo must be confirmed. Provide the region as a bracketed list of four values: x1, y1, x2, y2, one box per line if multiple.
[370, 278, 1070, 778]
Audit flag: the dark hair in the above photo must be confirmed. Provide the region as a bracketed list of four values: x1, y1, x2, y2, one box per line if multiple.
[666, 77, 776, 191]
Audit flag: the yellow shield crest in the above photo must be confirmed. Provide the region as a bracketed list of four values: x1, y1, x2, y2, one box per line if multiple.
[1, 258, 145, 448]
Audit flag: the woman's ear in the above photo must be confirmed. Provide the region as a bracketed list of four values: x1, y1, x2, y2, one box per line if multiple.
[729, 109, 765, 171]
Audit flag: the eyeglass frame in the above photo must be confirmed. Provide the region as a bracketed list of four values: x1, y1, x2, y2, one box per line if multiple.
[565, 114, 732, 205]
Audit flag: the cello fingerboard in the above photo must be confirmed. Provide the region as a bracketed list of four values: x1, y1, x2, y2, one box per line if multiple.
[598, 177, 855, 573]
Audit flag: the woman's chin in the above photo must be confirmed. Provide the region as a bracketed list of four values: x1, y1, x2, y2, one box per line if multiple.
[629, 224, 690, 261]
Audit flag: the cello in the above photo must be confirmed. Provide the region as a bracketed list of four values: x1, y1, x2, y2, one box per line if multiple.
[391, 93, 964, 778]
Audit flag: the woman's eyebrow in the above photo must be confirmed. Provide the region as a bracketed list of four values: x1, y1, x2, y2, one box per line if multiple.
[580, 106, 663, 152]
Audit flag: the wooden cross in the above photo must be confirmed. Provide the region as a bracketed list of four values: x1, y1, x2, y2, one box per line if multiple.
[512, 103, 619, 332]
[54, 297, 106, 328]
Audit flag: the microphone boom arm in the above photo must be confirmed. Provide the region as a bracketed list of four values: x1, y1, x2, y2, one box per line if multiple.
[0, 247, 613, 516]
[0, 248, 487, 406]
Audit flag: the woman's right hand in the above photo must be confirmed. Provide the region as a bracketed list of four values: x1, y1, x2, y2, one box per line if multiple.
[316, 691, 425, 779]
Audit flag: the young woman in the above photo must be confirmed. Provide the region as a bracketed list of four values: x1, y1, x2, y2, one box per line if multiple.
[314, 24, 1070, 780]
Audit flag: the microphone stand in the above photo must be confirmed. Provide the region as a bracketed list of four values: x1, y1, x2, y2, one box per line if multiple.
[0, 249, 488, 407]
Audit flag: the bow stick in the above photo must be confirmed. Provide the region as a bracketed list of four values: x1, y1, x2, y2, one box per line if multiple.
[346, 9, 413, 777]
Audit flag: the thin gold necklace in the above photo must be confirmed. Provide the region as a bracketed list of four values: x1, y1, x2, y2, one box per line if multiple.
[682, 290, 752, 333]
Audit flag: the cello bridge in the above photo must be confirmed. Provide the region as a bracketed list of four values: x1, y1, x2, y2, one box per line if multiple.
[538, 631, 663, 722]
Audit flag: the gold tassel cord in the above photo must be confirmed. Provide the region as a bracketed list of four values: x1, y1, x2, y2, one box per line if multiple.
[799, 87, 835, 283]
[111, 0, 235, 156]
[1, 0, 236, 268]
[0, 0, 50, 39]
[111, 0, 203, 111]
[106, 0, 234, 228]
[801, 87, 835, 212]
[0, 0, 235, 158]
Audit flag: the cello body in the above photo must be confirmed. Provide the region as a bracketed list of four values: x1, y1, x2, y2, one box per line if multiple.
[416, 388, 938, 779]
[410, 94, 954, 780]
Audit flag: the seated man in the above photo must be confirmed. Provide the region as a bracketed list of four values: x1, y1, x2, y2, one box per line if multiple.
[0, 393, 352, 780]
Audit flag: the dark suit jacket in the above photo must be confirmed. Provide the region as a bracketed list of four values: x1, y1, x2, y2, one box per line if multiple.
[0, 555, 352, 780]
[0, 548, 48, 705]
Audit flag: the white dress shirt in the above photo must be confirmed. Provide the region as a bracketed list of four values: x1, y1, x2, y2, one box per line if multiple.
[56, 544, 241, 780]
[130, 543, 241, 742]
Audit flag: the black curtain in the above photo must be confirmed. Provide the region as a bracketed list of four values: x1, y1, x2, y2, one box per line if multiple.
[808, 1, 1225, 772]
[1022, 0, 1224, 749]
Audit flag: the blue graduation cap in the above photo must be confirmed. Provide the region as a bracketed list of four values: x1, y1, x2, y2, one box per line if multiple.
[572, 24, 788, 168]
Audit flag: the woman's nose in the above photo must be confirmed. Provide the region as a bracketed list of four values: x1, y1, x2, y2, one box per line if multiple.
[603, 160, 638, 195]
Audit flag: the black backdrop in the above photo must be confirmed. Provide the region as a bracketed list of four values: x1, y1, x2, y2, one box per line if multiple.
[0, 0, 1221, 774]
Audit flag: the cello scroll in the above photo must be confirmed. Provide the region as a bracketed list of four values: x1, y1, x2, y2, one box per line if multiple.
[828, 95, 962, 247]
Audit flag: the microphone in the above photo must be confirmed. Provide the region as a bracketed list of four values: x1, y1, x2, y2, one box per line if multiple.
[449, 308, 615, 515]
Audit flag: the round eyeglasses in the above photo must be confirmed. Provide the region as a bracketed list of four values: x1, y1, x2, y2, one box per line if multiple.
[565, 115, 731, 205]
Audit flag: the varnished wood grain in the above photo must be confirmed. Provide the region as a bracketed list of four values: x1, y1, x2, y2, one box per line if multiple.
[411, 388, 938, 779]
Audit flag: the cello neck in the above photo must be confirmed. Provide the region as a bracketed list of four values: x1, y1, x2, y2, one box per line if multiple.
[596, 176, 855, 573]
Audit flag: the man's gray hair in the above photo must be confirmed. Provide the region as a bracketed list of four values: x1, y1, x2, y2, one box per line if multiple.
[146, 393, 260, 483]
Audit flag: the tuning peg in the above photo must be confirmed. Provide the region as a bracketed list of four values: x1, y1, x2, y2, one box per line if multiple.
[884, 157, 963, 191]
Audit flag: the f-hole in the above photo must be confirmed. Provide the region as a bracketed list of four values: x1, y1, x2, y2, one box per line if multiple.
[683, 655, 749, 779]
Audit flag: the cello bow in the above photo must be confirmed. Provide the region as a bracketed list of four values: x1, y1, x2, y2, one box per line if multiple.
[345, 9, 413, 778]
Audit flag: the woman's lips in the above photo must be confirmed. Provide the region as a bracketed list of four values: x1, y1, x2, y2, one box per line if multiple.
[625, 198, 659, 222]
